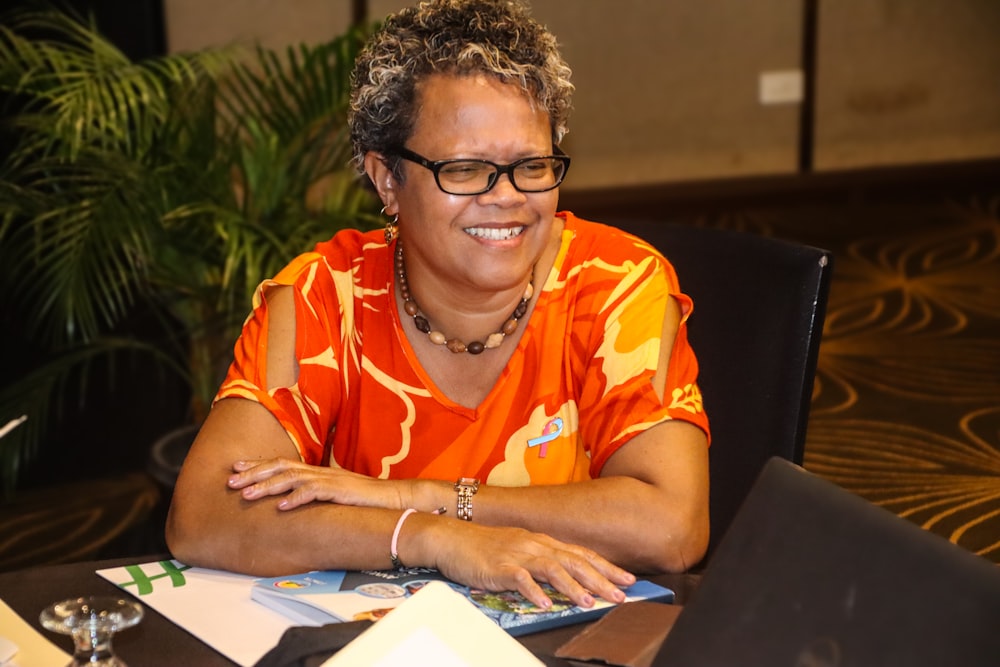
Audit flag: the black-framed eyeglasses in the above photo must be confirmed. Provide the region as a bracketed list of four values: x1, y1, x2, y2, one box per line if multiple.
[395, 146, 571, 195]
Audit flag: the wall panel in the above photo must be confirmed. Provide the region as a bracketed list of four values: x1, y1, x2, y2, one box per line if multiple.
[163, 1, 1000, 185]
[813, 0, 1000, 170]
[533, 0, 804, 190]
[163, 0, 352, 52]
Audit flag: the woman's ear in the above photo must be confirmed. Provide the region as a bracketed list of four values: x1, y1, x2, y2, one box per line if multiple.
[364, 152, 399, 216]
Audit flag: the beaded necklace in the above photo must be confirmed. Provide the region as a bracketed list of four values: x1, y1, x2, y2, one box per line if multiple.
[394, 240, 533, 354]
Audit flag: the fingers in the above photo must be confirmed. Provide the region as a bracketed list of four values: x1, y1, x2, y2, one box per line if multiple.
[227, 458, 304, 500]
[504, 567, 557, 610]
[225, 458, 401, 511]
[557, 542, 636, 593]
[527, 545, 630, 609]
[435, 525, 636, 612]
[492, 553, 627, 611]
[228, 458, 293, 489]
[228, 458, 341, 509]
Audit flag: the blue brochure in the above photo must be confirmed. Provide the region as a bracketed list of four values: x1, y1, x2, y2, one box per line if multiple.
[251, 567, 674, 636]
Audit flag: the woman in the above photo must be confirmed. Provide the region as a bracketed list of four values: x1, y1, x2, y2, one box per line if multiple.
[166, 0, 710, 611]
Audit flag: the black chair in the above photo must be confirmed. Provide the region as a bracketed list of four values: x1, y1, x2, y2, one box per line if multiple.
[611, 220, 833, 562]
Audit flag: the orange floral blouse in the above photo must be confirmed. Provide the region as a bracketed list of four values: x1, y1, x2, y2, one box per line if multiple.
[217, 212, 709, 486]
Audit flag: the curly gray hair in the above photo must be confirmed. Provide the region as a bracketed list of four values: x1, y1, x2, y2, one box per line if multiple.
[349, 0, 574, 177]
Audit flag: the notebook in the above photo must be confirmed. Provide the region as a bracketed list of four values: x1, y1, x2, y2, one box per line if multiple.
[654, 457, 1000, 666]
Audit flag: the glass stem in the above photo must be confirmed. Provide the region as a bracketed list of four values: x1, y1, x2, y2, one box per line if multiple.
[71, 624, 115, 665]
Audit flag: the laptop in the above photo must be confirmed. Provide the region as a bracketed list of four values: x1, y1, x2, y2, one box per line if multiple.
[654, 457, 1000, 666]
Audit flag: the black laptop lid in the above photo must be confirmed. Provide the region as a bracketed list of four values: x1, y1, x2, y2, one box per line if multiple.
[654, 457, 1000, 667]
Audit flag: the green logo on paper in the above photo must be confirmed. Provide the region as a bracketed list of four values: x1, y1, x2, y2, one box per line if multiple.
[118, 561, 191, 596]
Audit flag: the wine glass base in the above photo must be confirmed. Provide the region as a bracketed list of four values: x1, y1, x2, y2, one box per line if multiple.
[40, 596, 143, 667]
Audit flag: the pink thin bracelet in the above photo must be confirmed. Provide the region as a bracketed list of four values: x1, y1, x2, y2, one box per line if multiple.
[389, 509, 417, 570]
[389, 506, 446, 570]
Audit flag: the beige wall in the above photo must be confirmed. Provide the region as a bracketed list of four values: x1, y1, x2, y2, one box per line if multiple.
[371, 0, 803, 191]
[164, 0, 353, 52]
[534, 0, 803, 190]
[166, 0, 1000, 188]
[813, 0, 1000, 171]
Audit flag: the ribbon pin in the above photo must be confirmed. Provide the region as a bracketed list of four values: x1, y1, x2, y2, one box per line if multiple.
[526, 417, 564, 459]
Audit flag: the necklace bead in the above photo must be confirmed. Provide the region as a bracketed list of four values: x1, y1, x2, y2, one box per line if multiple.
[394, 240, 532, 355]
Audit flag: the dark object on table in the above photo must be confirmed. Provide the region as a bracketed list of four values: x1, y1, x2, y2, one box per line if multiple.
[654, 457, 1000, 666]
[253, 622, 372, 667]
[556, 600, 683, 667]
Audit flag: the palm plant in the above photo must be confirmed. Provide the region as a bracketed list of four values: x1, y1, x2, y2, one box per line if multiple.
[0, 9, 381, 495]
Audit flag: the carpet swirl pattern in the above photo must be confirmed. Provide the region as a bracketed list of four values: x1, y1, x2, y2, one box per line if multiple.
[695, 193, 1000, 562]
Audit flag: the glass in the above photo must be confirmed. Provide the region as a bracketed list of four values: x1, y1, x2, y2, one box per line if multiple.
[40, 596, 143, 667]
[396, 146, 571, 195]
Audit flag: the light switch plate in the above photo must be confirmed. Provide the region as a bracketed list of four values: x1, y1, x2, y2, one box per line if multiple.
[759, 70, 804, 105]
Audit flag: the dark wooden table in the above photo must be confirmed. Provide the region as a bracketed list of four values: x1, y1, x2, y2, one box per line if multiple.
[0, 555, 700, 666]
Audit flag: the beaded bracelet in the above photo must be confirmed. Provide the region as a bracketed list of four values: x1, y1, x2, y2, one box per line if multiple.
[389, 506, 446, 570]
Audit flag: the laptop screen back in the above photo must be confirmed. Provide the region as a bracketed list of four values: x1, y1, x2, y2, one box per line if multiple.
[654, 457, 1000, 667]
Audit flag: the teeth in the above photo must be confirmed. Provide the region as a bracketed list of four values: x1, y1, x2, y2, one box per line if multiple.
[465, 226, 524, 241]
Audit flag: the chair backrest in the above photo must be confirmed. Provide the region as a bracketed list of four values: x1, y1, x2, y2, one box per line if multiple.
[610, 220, 833, 562]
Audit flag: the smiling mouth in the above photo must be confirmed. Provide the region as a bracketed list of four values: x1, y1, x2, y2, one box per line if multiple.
[464, 226, 525, 241]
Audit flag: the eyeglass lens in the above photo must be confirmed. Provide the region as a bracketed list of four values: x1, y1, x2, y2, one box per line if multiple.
[437, 158, 567, 195]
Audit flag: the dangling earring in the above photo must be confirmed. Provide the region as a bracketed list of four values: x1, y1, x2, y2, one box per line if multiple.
[381, 206, 399, 245]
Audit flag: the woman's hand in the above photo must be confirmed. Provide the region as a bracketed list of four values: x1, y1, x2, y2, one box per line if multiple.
[227, 458, 414, 511]
[415, 518, 636, 611]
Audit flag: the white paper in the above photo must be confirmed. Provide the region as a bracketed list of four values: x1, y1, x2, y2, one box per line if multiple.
[0, 597, 70, 667]
[321, 581, 543, 667]
[369, 627, 472, 667]
[97, 560, 294, 667]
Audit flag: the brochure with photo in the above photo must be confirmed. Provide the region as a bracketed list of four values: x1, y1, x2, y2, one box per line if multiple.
[251, 567, 674, 636]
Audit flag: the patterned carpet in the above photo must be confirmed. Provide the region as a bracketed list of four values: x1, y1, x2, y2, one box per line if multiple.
[772, 194, 1000, 562]
[661, 187, 1000, 563]
[2, 170, 998, 571]
[0, 473, 162, 572]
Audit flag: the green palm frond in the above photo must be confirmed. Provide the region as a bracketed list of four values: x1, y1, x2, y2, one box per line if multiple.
[0, 10, 244, 345]
[0, 8, 381, 495]
[0, 10, 240, 159]
[3, 149, 157, 343]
